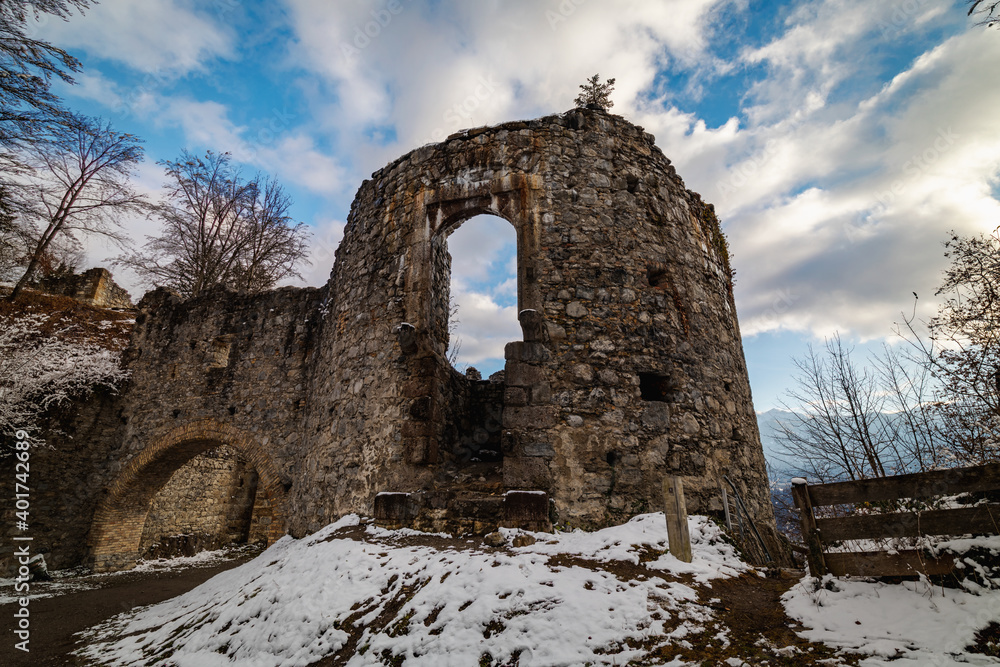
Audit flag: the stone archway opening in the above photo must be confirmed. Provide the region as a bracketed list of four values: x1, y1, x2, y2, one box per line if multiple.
[443, 214, 520, 379]
[138, 445, 272, 560]
[87, 422, 287, 572]
[433, 214, 520, 469]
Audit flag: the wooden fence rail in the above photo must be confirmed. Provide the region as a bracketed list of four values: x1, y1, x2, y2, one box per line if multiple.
[792, 463, 1000, 577]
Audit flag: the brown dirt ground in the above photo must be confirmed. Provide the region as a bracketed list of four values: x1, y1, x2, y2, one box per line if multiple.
[0, 288, 134, 351]
[0, 555, 255, 667]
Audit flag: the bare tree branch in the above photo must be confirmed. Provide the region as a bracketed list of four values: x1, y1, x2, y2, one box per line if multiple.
[117, 151, 310, 298]
[7, 115, 148, 301]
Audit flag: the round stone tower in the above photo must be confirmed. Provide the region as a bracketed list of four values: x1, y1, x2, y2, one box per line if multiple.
[295, 108, 779, 555]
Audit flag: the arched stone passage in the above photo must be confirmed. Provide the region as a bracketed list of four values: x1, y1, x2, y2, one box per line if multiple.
[87, 419, 288, 572]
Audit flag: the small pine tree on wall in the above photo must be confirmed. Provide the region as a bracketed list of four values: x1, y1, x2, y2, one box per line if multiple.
[575, 74, 615, 110]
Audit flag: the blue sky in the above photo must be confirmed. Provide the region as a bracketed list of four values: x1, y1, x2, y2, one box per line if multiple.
[35, 0, 1000, 411]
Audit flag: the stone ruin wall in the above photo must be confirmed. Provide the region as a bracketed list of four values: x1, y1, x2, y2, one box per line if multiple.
[0, 391, 123, 573]
[301, 108, 779, 547]
[85, 286, 323, 571]
[2, 108, 784, 573]
[37, 267, 133, 309]
[2, 285, 324, 573]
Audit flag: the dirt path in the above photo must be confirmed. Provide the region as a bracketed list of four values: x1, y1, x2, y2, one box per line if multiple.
[0, 557, 253, 667]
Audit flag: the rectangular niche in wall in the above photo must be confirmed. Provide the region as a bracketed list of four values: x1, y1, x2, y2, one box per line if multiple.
[639, 372, 674, 402]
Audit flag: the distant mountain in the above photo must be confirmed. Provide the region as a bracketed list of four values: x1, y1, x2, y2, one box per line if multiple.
[754, 408, 802, 479]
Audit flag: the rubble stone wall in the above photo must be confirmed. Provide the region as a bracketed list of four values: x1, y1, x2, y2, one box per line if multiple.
[37, 267, 133, 309]
[12, 108, 783, 572]
[85, 286, 323, 570]
[299, 108, 778, 546]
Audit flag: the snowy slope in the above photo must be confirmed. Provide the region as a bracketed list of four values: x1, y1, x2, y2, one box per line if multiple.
[73, 514, 1000, 666]
[784, 574, 1000, 665]
[75, 514, 746, 666]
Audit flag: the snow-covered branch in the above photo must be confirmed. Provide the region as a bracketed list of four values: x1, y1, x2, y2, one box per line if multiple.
[0, 313, 128, 446]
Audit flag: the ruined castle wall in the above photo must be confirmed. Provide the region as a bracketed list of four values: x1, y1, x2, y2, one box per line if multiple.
[3, 285, 324, 572]
[37, 267, 133, 309]
[296, 109, 777, 541]
[79, 285, 325, 565]
[20, 109, 782, 571]
[0, 391, 124, 573]
[116, 285, 323, 472]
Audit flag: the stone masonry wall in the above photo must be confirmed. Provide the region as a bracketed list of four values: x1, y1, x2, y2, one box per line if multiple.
[0, 391, 124, 574]
[139, 445, 259, 557]
[14, 108, 784, 572]
[298, 107, 780, 550]
[85, 285, 323, 570]
[37, 267, 133, 309]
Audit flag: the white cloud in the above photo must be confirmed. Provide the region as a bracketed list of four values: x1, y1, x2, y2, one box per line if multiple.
[34, 0, 235, 74]
[284, 0, 736, 175]
[302, 218, 347, 287]
[717, 24, 1000, 339]
[445, 215, 520, 366]
[450, 289, 521, 367]
[276, 0, 999, 346]
[64, 0, 1000, 355]
[143, 97, 349, 198]
[446, 215, 515, 285]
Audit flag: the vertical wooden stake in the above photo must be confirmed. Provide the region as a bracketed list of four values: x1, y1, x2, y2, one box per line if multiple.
[791, 478, 827, 576]
[663, 476, 692, 563]
[720, 484, 732, 532]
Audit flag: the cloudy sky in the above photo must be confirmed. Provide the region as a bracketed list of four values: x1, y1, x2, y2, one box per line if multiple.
[35, 0, 1000, 410]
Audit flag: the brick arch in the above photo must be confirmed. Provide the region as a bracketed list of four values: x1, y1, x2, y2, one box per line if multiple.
[87, 419, 288, 572]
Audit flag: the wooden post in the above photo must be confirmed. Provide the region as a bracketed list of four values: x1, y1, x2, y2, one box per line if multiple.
[663, 476, 692, 563]
[720, 484, 732, 531]
[791, 478, 827, 576]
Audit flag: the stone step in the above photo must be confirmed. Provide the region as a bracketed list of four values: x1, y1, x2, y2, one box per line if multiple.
[374, 489, 551, 535]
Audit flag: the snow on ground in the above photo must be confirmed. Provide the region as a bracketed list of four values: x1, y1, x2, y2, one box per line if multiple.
[67, 513, 1000, 666]
[75, 513, 742, 667]
[784, 574, 1000, 665]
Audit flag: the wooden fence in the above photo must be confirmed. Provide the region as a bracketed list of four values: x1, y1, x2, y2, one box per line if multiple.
[792, 463, 1000, 577]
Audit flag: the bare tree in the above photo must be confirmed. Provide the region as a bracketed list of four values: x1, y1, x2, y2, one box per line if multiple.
[969, 0, 1000, 27]
[575, 74, 615, 110]
[7, 116, 148, 301]
[0, 184, 30, 279]
[228, 176, 309, 293]
[773, 334, 940, 483]
[874, 342, 942, 472]
[898, 228, 1000, 465]
[775, 336, 885, 482]
[118, 151, 310, 298]
[781, 228, 1000, 481]
[0, 0, 90, 154]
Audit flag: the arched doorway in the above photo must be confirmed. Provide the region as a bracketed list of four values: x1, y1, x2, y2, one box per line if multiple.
[443, 214, 520, 378]
[436, 214, 520, 467]
[138, 445, 268, 559]
[87, 420, 288, 572]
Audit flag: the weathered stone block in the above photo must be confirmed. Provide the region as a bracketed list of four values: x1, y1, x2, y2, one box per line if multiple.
[522, 441, 555, 458]
[505, 363, 546, 387]
[641, 403, 671, 430]
[504, 386, 527, 406]
[503, 490, 550, 531]
[503, 459, 552, 491]
[503, 406, 556, 429]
